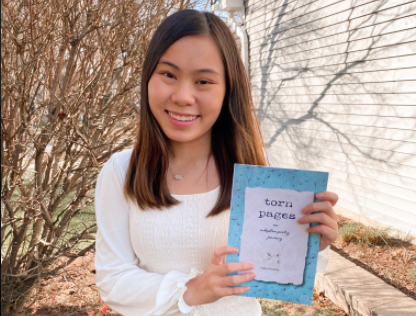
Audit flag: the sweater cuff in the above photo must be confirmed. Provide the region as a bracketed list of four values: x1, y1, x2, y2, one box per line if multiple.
[177, 268, 202, 314]
[154, 268, 202, 315]
[316, 246, 329, 273]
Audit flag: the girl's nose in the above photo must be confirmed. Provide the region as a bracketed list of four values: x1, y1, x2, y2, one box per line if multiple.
[171, 81, 196, 107]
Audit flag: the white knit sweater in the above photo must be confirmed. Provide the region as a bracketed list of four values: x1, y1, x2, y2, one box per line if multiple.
[94, 149, 329, 316]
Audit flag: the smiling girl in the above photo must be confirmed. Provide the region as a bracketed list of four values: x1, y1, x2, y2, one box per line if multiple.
[95, 9, 339, 316]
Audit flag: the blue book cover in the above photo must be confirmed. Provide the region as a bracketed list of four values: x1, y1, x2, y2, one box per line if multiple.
[226, 163, 329, 305]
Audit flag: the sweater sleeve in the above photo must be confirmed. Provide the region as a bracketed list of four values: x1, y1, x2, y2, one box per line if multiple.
[266, 150, 329, 273]
[94, 153, 200, 316]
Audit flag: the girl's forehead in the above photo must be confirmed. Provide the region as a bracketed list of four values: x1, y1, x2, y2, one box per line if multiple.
[158, 35, 225, 75]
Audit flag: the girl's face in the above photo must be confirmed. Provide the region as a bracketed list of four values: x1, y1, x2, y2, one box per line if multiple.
[148, 35, 226, 145]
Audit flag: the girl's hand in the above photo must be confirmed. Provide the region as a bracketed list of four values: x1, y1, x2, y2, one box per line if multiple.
[298, 191, 339, 251]
[183, 246, 255, 306]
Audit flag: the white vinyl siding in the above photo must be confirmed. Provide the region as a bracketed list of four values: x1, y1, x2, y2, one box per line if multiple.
[245, 0, 416, 235]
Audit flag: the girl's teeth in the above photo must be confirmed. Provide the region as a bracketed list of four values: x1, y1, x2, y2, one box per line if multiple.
[169, 112, 197, 121]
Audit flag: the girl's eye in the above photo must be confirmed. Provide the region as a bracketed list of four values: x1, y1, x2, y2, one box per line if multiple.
[162, 72, 175, 79]
[197, 80, 211, 85]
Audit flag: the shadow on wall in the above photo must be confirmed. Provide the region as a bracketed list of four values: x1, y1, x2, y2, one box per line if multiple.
[245, 0, 416, 234]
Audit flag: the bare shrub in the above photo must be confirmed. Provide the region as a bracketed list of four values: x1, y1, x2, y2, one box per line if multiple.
[1, 0, 194, 314]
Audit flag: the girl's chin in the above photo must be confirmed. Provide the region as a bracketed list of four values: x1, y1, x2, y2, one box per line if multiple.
[164, 130, 212, 144]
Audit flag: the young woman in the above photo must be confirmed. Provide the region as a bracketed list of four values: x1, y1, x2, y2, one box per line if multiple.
[95, 9, 339, 316]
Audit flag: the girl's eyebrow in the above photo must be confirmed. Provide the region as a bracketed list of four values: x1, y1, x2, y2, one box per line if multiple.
[158, 59, 220, 76]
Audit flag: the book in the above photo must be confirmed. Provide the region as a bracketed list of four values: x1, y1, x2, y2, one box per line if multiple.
[226, 163, 329, 305]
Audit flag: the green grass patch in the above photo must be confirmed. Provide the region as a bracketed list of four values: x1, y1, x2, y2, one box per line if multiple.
[337, 221, 413, 247]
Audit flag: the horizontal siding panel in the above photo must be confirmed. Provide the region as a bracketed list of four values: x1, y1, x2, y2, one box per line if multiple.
[249, 14, 416, 52]
[248, 3, 416, 49]
[251, 80, 416, 95]
[256, 103, 416, 118]
[247, 0, 350, 25]
[273, 158, 416, 219]
[332, 190, 416, 228]
[245, 0, 301, 14]
[246, 0, 305, 22]
[263, 126, 416, 155]
[346, 173, 416, 203]
[323, 161, 416, 203]
[349, 2, 416, 31]
[246, 0, 342, 12]
[311, 162, 416, 203]
[250, 57, 416, 80]
[246, 0, 353, 21]
[247, 0, 342, 25]
[395, 68, 416, 80]
[247, 0, 415, 38]
[247, 0, 415, 39]
[246, 0, 384, 30]
[331, 180, 416, 214]
[258, 111, 416, 130]
[260, 120, 416, 142]
[247, 0, 416, 234]
[249, 28, 416, 63]
[346, 41, 416, 63]
[394, 81, 416, 93]
[267, 142, 416, 177]
[249, 42, 416, 73]
[264, 136, 416, 167]
[261, 125, 416, 152]
[252, 92, 416, 105]
[270, 150, 416, 190]
[335, 196, 416, 235]
[249, 55, 416, 77]
[251, 68, 416, 84]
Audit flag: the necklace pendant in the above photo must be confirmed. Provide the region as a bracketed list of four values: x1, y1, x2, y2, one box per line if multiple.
[174, 175, 183, 180]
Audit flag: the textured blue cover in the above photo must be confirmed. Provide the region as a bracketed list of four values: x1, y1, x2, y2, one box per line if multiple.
[226, 164, 329, 305]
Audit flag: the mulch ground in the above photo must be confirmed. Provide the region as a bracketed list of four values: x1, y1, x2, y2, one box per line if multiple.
[25, 253, 113, 316]
[259, 292, 349, 316]
[24, 215, 416, 315]
[25, 252, 349, 316]
[332, 215, 416, 300]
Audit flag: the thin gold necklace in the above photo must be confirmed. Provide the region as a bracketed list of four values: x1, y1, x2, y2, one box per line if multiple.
[168, 154, 211, 180]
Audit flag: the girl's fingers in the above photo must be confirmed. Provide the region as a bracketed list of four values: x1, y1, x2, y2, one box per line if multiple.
[316, 191, 338, 206]
[219, 273, 256, 287]
[301, 201, 337, 221]
[217, 262, 254, 276]
[210, 246, 238, 265]
[307, 224, 338, 245]
[298, 212, 338, 231]
[216, 285, 250, 298]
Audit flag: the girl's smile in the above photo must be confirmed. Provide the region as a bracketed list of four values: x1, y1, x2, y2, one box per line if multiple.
[166, 110, 200, 127]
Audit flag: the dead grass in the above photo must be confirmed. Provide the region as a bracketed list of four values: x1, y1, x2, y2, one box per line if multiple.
[24, 253, 117, 316]
[25, 252, 350, 316]
[333, 215, 416, 299]
[337, 219, 413, 248]
[259, 290, 349, 316]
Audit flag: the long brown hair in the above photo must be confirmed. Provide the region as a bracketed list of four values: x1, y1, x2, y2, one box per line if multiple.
[124, 9, 267, 216]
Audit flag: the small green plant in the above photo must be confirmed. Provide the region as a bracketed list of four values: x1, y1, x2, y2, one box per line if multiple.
[312, 307, 337, 316]
[261, 305, 286, 316]
[337, 221, 408, 247]
[260, 299, 287, 316]
[338, 222, 360, 243]
[408, 267, 416, 286]
[359, 226, 391, 246]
